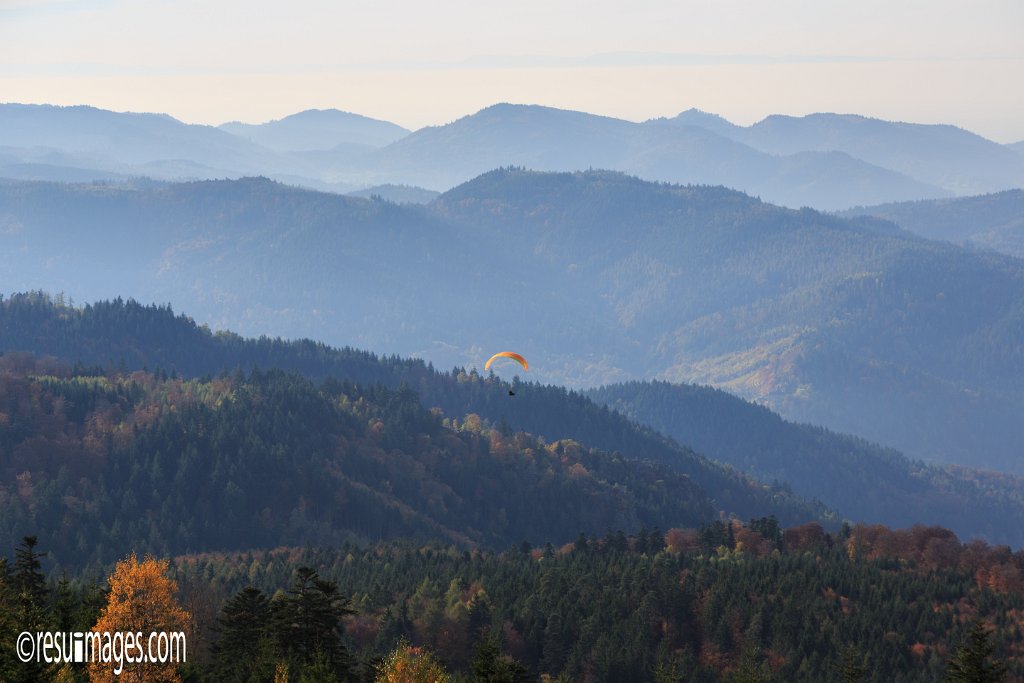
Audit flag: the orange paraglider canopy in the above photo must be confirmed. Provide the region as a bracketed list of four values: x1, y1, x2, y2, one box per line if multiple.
[484, 351, 528, 372]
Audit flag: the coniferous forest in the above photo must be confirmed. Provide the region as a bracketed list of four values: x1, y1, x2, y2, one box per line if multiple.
[3, 523, 1024, 682]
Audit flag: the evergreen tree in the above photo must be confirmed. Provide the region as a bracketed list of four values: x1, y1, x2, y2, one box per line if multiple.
[729, 647, 774, 683]
[9, 537, 53, 683]
[13, 536, 48, 613]
[467, 592, 492, 639]
[53, 574, 77, 632]
[298, 647, 338, 683]
[0, 559, 20, 683]
[472, 635, 531, 683]
[944, 621, 1007, 683]
[272, 567, 356, 681]
[840, 646, 867, 683]
[212, 587, 275, 683]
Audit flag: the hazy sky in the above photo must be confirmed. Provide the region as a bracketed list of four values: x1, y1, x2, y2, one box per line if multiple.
[2, 0, 1022, 141]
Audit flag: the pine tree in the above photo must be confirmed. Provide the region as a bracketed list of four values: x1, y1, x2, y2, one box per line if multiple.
[840, 646, 867, 683]
[729, 646, 774, 683]
[13, 536, 48, 614]
[212, 587, 275, 683]
[272, 567, 355, 681]
[54, 574, 77, 632]
[9, 536, 53, 683]
[472, 634, 531, 683]
[944, 621, 1007, 682]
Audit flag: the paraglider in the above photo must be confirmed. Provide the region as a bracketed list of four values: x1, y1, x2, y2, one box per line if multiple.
[484, 352, 527, 397]
[484, 351, 528, 373]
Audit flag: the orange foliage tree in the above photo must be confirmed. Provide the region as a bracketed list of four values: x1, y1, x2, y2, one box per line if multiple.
[88, 554, 192, 683]
[375, 639, 451, 683]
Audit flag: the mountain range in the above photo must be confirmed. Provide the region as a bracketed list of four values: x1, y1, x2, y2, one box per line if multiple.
[666, 109, 1024, 195]
[2, 102, 1022, 210]
[1, 170, 1024, 473]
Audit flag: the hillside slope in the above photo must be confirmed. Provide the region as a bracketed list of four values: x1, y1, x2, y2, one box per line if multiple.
[841, 189, 1024, 259]
[586, 380, 1024, 545]
[0, 355, 720, 568]
[432, 169, 1024, 470]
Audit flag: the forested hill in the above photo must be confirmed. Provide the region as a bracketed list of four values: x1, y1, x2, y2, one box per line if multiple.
[0, 354, 717, 568]
[11, 293, 1024, 549]
[0, 294, 831, 565]
[587, 380, 1024, 547]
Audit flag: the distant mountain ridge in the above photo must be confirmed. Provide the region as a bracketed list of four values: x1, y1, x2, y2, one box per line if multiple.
[3, 101, 1021, 209]
[361, 103, 948, 209]
[0, 102, 337, 189]
[0, 103, 281, 171]
[661, 110, 1024, 196]
[346, 183, 439, 204]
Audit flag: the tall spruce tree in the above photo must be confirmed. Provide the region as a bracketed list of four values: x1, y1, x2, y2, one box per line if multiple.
[13, 536, 48, 613]
[272, 567, 356, 681]
[472, 635, 531, 683]
[944, 621, 1007, 683]
[212, 587, 275, 683]
[840, 646, 867, 683]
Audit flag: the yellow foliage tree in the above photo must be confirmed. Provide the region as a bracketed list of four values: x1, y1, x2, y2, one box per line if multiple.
[376, 640, 450, 683]
[88, 554, 192, 683]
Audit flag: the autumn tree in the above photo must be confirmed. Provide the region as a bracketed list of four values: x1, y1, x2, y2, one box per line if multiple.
[88, 554, 192, 683]
[376, 639, 450, 683]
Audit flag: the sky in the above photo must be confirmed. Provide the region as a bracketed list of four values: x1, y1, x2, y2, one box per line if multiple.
[1, 0, 1022, 141]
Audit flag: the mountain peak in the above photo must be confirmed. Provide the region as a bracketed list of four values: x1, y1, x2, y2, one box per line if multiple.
[218, 108, 409, 151]
[671, 108, 736, 126]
